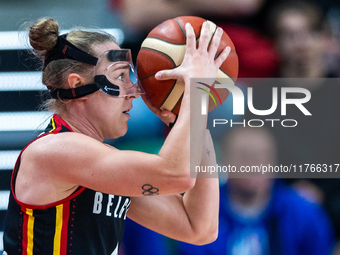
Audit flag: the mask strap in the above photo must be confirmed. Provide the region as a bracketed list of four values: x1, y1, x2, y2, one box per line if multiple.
[49, 75, 120, 99]
[49, 83, 99, 99]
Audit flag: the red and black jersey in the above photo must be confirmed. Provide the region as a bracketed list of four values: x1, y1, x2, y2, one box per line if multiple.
[3, 114, 130, 255]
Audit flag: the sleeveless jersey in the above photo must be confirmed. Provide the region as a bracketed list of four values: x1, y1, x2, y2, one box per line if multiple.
[3, 114, 130, 255]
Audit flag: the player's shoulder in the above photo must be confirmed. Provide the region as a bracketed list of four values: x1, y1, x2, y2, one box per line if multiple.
[23, 131, 112, 160]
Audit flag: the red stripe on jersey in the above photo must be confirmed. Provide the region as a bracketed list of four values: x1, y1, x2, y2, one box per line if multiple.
[52, 114, 73, 133]
[60, 200, 70, 255]
[21, 207, 28, 255]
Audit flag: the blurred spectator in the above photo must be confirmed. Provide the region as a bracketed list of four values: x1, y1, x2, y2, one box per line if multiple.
[242, 0, 340, 242]
[110, 0, 264, 37]
[110, 0, 279, 78]
[267, 0, 333, 78]
[324, 6, 340, 77]
[177, 127, 335, 255]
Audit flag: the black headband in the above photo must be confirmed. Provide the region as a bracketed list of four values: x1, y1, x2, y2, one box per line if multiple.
[44, 34, 98, 69]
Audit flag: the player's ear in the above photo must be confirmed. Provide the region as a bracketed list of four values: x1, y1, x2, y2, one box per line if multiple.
[67, 73, 86, 89]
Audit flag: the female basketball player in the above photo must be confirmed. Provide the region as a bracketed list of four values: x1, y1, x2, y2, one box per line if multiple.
[3, 17, 230, 254]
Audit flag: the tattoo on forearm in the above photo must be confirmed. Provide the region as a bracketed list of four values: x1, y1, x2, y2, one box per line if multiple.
[142, 184, 159, 196]
[206, 148, 210, 156]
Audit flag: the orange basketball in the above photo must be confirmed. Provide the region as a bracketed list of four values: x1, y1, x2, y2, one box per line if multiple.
[136, 16, 239, 115]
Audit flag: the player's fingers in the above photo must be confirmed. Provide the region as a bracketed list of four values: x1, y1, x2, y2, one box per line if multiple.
[215, 46, 231, 67]
[208, 27, 223, 58]
[160, 109, 177, 123]
[185, 23, 196, 54]
[142, 94, 176, 124]
[198, 21, 210, 52]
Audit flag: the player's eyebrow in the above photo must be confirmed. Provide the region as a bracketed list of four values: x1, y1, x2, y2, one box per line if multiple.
[110, 63, 130, 72]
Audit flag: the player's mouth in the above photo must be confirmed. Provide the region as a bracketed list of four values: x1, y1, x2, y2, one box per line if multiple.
[122, 108, 131, 117]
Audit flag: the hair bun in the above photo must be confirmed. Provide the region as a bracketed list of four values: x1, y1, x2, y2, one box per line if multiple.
[29, 18, 59, 51]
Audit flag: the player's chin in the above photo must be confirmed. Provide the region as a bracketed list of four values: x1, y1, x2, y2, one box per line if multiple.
[117, 124, 129, 138]
[107, 124, 128, 139]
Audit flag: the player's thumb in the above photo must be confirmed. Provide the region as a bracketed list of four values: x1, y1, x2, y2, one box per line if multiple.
[155, 69, 177, 81]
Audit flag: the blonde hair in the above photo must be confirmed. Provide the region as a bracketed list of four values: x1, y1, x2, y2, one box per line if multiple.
[28, 17, 117, 112]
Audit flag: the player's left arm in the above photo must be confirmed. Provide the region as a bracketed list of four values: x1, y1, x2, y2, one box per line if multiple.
[127, 129, 219, 245]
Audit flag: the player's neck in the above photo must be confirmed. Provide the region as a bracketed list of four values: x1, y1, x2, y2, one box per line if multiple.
[58, 110, 105, 142]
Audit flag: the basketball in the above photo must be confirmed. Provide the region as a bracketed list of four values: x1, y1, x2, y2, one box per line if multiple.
[136, 16, 239, 115]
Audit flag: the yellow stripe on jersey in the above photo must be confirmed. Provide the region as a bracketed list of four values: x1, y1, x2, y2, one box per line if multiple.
[49, 118, 56, 133]
[26, 208, 35, 255]
[53, 204, 63, 255]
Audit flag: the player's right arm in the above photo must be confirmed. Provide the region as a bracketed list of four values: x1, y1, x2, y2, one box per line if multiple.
[18, 130, 193, 199]
[126, 129, 219, 245]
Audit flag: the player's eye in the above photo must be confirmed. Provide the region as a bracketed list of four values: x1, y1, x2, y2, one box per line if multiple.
[117, 74, 124, 81]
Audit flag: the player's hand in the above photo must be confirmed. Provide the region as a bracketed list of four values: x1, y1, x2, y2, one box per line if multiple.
[154, 22, 231, 90]
[142, 94, 177, 126]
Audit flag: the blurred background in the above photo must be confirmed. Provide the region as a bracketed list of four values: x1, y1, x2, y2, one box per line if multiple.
[1, 0, 340, 254]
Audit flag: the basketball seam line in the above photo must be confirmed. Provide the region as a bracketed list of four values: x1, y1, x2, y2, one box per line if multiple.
[146, 37, 187, 46]
[160, 79, 179, 108]
[138, 55, 236, 83]
[139, 47, 177, 81]
[139, 73, 155, 82]
[171, 92, 184, 112]
[174, 18, 203, 42]
[174, 18, 186, 39]
[218, 66, 236, 83]
[140, 47, 177, 67]
[143, 38, 237, 54]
